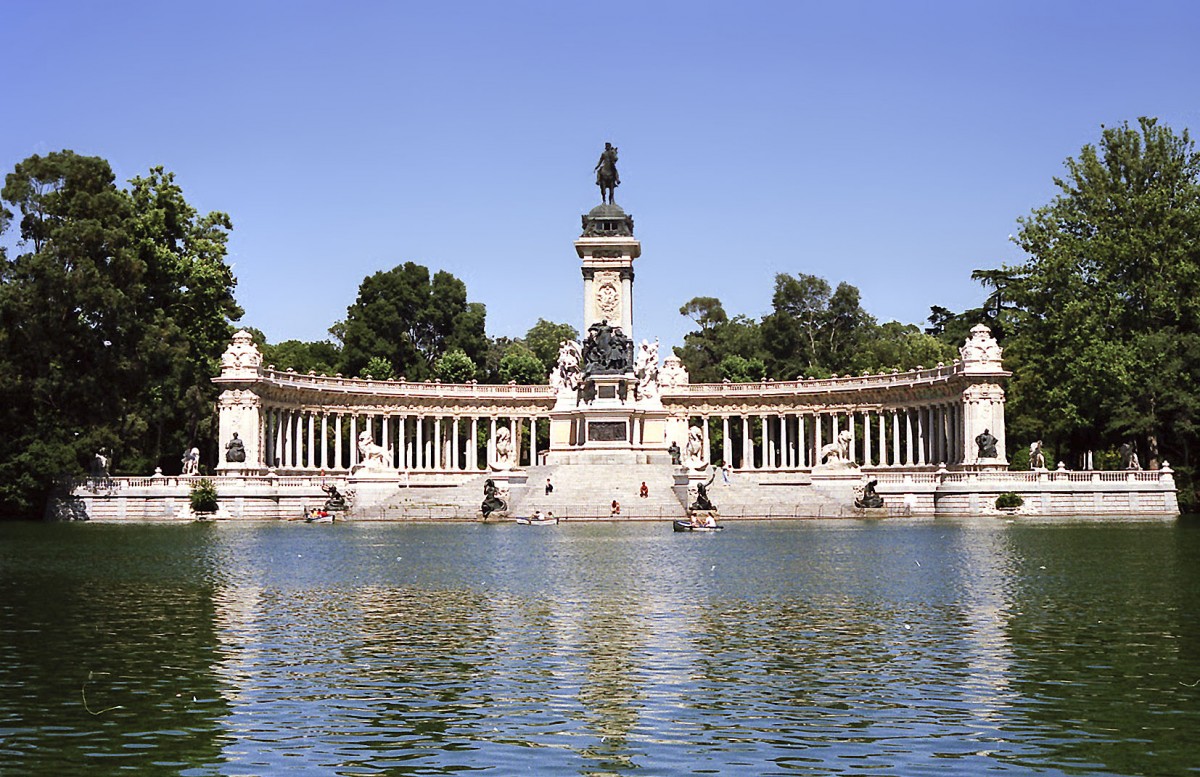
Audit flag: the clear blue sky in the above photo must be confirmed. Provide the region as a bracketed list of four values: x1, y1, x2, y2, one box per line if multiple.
[4, 1, 1199, 352]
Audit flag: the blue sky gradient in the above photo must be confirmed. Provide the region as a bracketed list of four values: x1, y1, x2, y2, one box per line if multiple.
[4, 1, 1199, 352]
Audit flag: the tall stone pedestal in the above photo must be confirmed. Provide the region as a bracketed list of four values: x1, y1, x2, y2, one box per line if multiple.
[546, 374, 669, 464]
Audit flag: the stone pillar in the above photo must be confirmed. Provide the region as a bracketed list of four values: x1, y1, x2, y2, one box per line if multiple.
[891, 410, 900, 467]
[916, 407, 926, 466]
[702, 417, 711, 465]
[759, 415, 768, 470]
[863, 412, 872, 467]
[529, 417, 537, 467]
[722, 416, 731, 468]
[798, 414, 807, 468]
[470, 417, 479, 470]
[741, 415, 750, 469]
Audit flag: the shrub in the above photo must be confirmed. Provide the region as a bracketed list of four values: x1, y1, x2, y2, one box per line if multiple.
[190, 478, 219, 514]
[995, 491, 1024, 509]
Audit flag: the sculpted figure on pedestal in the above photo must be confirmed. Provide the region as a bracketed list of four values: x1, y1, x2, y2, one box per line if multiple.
[225, 432, 246, 463]
[855, 478, 884, 509]
[181, 447, 200, 475]
[595, 142, 619, 204]
[357, 431, 392, 471]
[550, 339, 583, 392]
[1029, 440, 1045, 470]
[581, 319, 634, 375]
[682, 425, 707, 470]
[491, 426, 515, 471]
[975, 429, 998, 459]
[819, 430, 855, 467]
[634, 339, 659, 400]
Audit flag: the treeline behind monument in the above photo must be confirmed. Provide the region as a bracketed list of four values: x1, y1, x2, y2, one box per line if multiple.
[3, 117, 1199, 515]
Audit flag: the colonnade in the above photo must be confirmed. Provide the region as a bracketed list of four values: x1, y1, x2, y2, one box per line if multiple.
[686, 403, 967, 470]
[260, 407, 548, 472]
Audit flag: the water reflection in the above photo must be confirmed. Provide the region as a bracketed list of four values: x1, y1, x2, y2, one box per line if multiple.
[2, 518, 1198, 775]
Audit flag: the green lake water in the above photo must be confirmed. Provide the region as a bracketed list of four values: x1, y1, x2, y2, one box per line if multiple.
[1, 517, 1198, 775]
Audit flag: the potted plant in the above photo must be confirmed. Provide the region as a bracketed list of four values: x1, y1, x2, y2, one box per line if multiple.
[995, 491, 1023, 514]
[190, 478, 219, 518]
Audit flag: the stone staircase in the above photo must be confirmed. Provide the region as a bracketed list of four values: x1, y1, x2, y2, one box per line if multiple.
[512, 463, 687, 520]
[352, 473, 493, 520]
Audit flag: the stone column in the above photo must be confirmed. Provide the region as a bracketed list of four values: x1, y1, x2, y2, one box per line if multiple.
[741, 415, 750, 469]
[798, 414, 807, 468]
[470, 417, 479, 470]
[722, 416, 731, 468]
[702, 417, 711, 465]
[529, 417, 537, 466]
[863, 412, 872, 467]
[759, 415, 768, 470]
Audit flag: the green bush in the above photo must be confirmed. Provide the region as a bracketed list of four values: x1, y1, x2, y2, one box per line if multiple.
[995, 491, 1024, 509]
[190, 478, 219, 514]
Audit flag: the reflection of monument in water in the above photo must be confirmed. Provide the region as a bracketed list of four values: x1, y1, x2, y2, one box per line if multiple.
[65, 144, 1178, 520]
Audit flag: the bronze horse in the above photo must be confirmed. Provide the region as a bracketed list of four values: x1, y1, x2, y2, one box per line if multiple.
[595, 142, 619, 204]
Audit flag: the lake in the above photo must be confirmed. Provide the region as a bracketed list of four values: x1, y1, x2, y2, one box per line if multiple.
[2, 517, 1198, 775]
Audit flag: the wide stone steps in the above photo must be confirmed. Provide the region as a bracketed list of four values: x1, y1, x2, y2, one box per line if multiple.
[513, 463, 687, 520]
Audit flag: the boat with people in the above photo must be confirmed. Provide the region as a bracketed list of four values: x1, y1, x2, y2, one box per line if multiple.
[516, 511, 560, 525]
[674, 517, 722, 532]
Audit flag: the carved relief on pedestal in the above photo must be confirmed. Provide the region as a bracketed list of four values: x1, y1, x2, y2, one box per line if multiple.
[594, 270, 622, 321]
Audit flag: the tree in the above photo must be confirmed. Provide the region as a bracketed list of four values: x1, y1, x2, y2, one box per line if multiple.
[0, 152, 240, 516]
[675, 296, 764, 383]
[435, 348, 477, 383]
[523, 318, 579, 376]
[338, 262, 487, 381]
[261, 339, 340, 375]
[851, 322, 958, 374]
[1000, 118, 1200, 500]
[498, 343, 545, 385]
[761, 274, 874, 378]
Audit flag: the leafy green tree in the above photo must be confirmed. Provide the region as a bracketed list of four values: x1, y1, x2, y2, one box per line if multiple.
[362, 356, 396, 380]
[761, 274, 874, 378]
[718, 354, 765, 383]
[338, 262, 486, 381]
[675, 296, 764, 382]
[435, 348, 477, 383]
[498, 343, 545, 385]
[524, 318, 579, 375]
[261, 339, 340, 375]
[1000, 118, 1200, 500]
[851, 322, 958, 374]
[0, 152, 240, 516]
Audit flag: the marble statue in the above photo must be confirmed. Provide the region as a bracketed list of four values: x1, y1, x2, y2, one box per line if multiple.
[225, 432, 246, 463]
[975, 429, 998, 459]
[1120, 442, 1141, 470]
[659, 354, 690, 388]
[634, 338, 659, 400]
[491, 426, 515, 470]
[181, 447, 200, 475]
[855, 478, 884, 509]
[550, 339, 583, 392]
[1029, 440, 1046, 470]
[91, 449, 109, 478]
[357, 431, 392, 471]
[682, 425, 707, 469]
[819, 430, 854, 467]
[595, 142, 619, 204]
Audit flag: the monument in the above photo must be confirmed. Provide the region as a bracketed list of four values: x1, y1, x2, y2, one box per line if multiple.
[544, 144, 673, 464]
